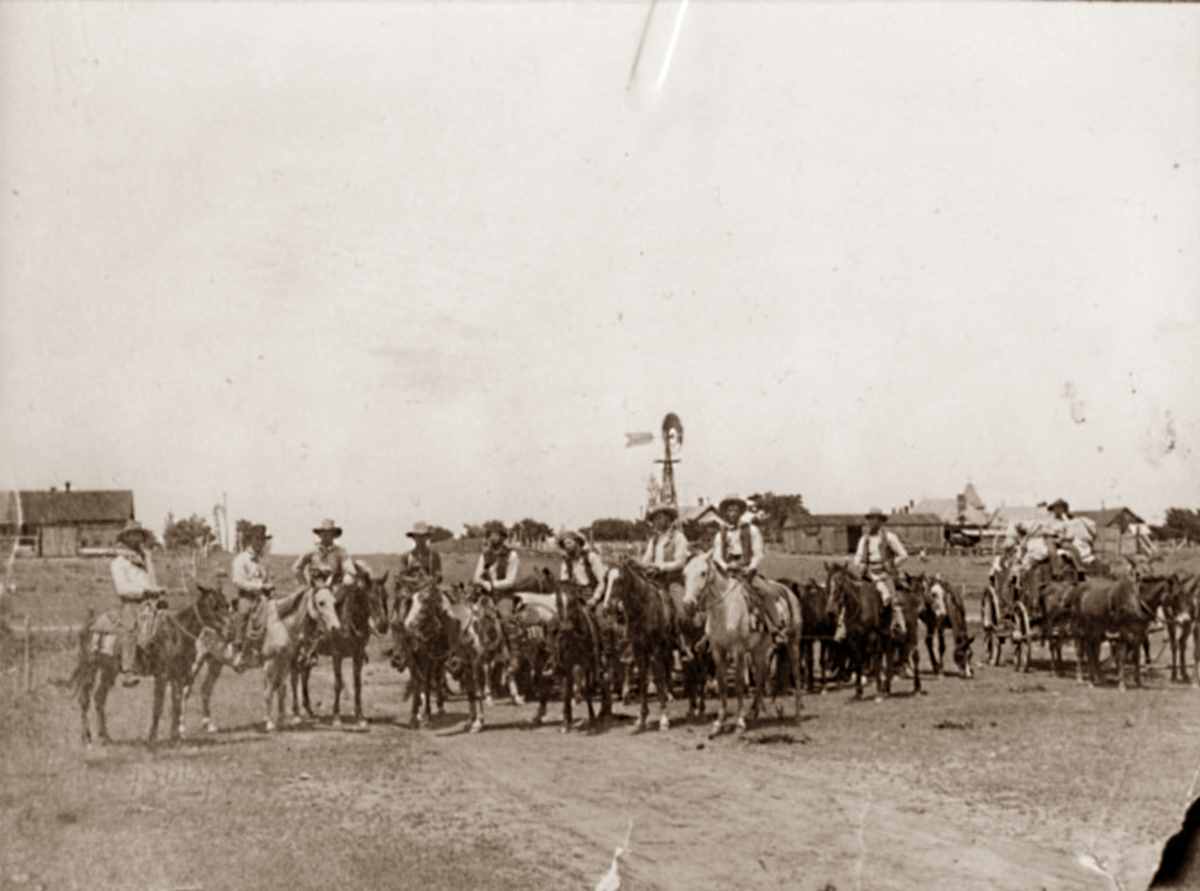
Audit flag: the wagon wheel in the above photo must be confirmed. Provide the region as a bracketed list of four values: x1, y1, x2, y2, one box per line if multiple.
[981, 588, 1003, 666]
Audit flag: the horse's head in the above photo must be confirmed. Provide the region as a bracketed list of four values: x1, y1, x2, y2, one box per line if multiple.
[681, 550, 714, 610]
[309, 584, 341, 633]
[824, 563, 853, 621]
[194, 581, 231, 632]
[367, 570, 391, 634]
[402, 583, 447, 639]
[1143, 573, 1183, 622]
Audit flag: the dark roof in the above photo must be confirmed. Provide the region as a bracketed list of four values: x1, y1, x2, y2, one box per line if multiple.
[1076, 508, 1144, 529]
[784, 512, 943, 529]
[912, 498, 993, 527]
[5, 490, 135, 525]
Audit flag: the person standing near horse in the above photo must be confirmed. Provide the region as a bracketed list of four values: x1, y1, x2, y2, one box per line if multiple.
[851, 508, 909, 636]
[712, 494, 784, 637]
[230, 524, 275, 671]
[110, 520, 166, 687]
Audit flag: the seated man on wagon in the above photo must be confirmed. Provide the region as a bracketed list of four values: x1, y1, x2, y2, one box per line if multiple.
[712, 494, 785, 638]
[1047, 499, 1105, 579]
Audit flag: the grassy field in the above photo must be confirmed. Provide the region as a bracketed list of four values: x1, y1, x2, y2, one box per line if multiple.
[3, 548, 1200, 890]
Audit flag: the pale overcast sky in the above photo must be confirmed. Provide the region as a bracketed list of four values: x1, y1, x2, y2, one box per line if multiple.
[1, 3, 1197, 552]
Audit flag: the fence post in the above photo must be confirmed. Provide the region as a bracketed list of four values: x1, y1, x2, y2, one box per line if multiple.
[23, 614, 32, 693]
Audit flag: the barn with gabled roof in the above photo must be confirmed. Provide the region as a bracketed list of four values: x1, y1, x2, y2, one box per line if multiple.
[0, 484, 136, 557]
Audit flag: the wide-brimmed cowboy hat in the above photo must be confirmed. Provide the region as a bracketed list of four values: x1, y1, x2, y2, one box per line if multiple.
[646, 503, 678, 522]
[556, 528, 587, 549]
[864, 507, 888, 522]
[312, 519, 343, 538]
[485, 525, 508, 541]
[718, 494, 747, 514]
[116, 519, 154, 544]
[248, 523, 272, 541]
[1047, 498, 1070, 513]
[407, 521, 433, 539]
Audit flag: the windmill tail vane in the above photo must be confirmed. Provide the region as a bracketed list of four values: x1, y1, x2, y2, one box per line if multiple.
[625, 432, 654, 448]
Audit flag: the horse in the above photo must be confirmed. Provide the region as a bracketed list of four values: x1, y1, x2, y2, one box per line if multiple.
[824, 563, 920, 699]
[780, 577, 839, 692]
[260, 584, 341, 731]
[681, 552, 802, 734]
[912, 575, 974, 678]
[402, 584, 503, 732]
[603, 559, 678, 732]
[290, 563, 388, 728]
[71, 582, 230, 746]
[1034, 578, 1083, 676]
[1073, 574, 1175, 690]
[532, 582, 606, 733]
[1166, 572, 1197, 685]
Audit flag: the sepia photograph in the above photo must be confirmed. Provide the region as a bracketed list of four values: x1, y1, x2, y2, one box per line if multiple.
[1, 2, 1198, 889]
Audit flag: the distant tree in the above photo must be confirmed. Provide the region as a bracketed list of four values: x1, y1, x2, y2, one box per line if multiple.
[461, 523, 485, 540]
[164, 514, 216, 552]
[235, 518, 254, 551]
[1153, 508, 1200, 543]
[589, 518, 650, 542]
[514, 518, 553, 548]
[747, 492, 807, 543]
[426, 524, 454, 543]
[481, 519, 508, 539]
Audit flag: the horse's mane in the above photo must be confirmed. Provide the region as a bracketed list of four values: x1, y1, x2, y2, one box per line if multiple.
[274, 587, 308, 619]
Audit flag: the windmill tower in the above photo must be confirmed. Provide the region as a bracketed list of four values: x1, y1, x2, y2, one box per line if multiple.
[654, 413, 683, 507]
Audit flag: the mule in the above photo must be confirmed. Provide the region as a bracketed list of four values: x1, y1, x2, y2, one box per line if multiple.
[1166, 572, 1197, 685]
[824, 563, 920, 699]
[291, 563, 388, 728]
[260, 584, 341, 731]
[912, 575, 974, 678]
[604, 560, 677, 732]
[682, 553, 802, 734]
[1074, 574, 1174, 690]
[71, 582, 230, 746]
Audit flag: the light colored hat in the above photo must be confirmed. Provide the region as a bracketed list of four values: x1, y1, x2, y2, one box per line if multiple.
[313, 518, 343, 538]
[865, 507, 888, 522]
[718, 494, 747, 514]
[407, 521, 433, 538]
[557, 528, 587, 549]
[116, 519, 154, 544]
[646, 503, 678, 522]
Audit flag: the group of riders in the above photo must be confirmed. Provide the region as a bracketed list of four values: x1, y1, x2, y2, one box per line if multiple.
[104, 491, 982, 684]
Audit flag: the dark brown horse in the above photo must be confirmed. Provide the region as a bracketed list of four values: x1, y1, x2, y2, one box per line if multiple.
[536, 582, 606, 733]
[605, 559, 677, 732]
[71, 582, 230, 746]
[824, 563, 920, 699]
[1074, 574, 1176, 689]
[399, 581, 455, 729]
[1167, 572, 1197, 685]
[912, 575, 974, 678]
[291, 564, 388, 728]
[781, 577, 839, 692]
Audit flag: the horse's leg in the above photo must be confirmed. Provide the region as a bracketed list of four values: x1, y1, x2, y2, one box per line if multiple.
[561, 655, 574, 733]
[1168, 623, 1179, 682]
[352, 651, 366, 727]
[77, 659, 94, 746]
[264, 660, 278, 731]
[710, 648, 727, 735]
[1116, 633, 1128, 692]
[301, 660, 315, 719]
[733, 650, 749, 734]
[924, 626, 937, 676]
[95, 663, 115, 744]
[1181, 622, 1192, 685]
[632, 647, 649, 733]
[937, 625, 947, 675]
[407, 661, 421, 729]
[1133, 633, 1145, 688]
[1192, 620, 1200, 689]
[148, 674, 165, 745]
[169, 678, 184, 742]
[331, 654, 344, 728]
[198, 659, 222, 733]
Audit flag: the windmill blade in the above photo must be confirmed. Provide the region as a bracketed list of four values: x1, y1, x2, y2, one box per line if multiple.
[625, 432, 654, 448]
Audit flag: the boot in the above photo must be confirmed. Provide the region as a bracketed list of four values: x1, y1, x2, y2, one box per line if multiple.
[119, 633, 140, 686]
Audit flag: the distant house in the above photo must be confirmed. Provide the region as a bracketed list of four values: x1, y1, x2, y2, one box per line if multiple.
[679, 502, 725, 544]
[0, 485, 136, 557]
[1076, 507, 1146, 556]
[781, 511, 944, 556]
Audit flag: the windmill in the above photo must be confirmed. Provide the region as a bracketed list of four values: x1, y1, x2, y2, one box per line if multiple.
[627, 413, 684, 510]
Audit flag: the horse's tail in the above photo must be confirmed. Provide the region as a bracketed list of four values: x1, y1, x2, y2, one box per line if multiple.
[67, 610, 94, 694]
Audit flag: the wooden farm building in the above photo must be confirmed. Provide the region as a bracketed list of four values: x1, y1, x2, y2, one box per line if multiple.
[0, 485, 136, 557]
[781, 511, 945, 556]
[1076, 507, 1147, 556]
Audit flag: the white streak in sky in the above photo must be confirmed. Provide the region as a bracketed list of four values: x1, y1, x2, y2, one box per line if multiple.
[654, 0, 688, 92]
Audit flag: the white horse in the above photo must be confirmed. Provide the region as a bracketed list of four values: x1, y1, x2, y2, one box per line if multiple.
[682, 552, 803, 735]
[261, 584, 341, 732]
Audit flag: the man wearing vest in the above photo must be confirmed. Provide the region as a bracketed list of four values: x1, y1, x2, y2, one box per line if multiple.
[1047, 499, 1104, 578]
[641, 503, 689, 584]
[852, 508, 909, 636]
[293, 518, 358, 668]
[712, 494, 783, 637]
[110, 520, 165, 687]
[399, 521, 443, 587]
[230, 523, 275, 670]
[558, 529, 608, 608]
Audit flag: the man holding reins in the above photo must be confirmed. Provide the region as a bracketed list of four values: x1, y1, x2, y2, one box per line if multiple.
[640, 502, 689, 587]
[712, 494, 784, 638]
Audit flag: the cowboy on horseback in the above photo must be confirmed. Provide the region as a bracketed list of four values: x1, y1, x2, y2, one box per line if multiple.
[640, 503, 689, 585]
[293, 519, 358, 667]
[400, 521, 443, 587]
[110, 520, 165, 687]
[558, 529, 607, 608]
[712, 494, 783, 637]
[851, 507, 908, 636]
[230, 523, 275, 671]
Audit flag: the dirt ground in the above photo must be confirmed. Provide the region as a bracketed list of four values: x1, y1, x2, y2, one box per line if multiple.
[3, 551, 1199, 890]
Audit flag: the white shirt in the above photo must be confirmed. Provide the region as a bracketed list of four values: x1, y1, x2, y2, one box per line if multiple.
[473, 548, 520, 591]
[111, 547, 160, 601]
[853, 530, 908, 576]
[1061, 516, 1097, 562]
[231, 548, 273, 593]
[641, 529, 690, 571]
